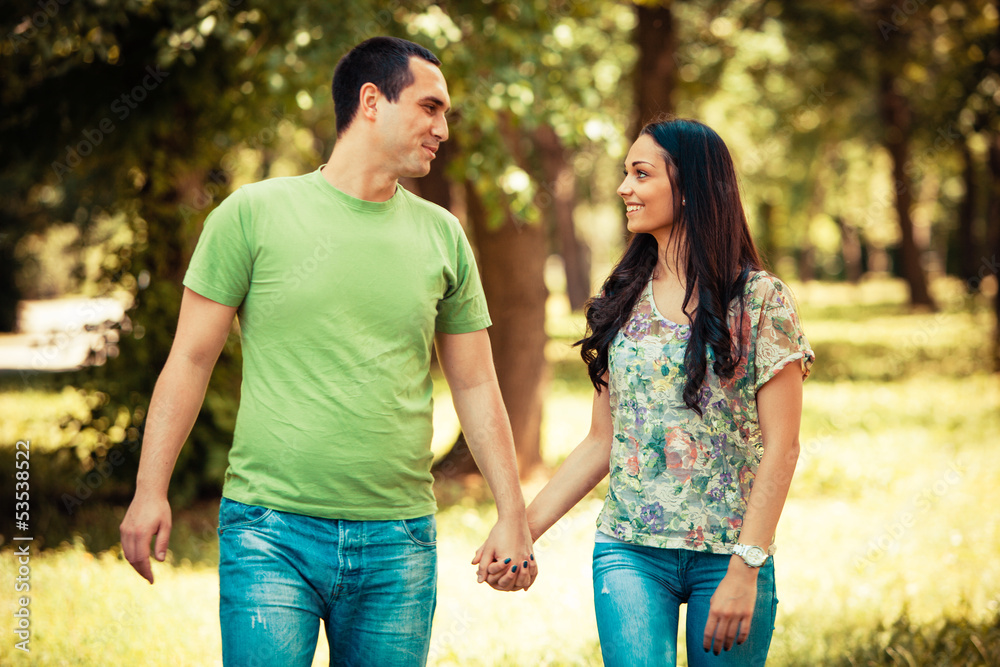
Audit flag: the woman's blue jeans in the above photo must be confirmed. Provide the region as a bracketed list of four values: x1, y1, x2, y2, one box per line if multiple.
[218, 498, 437, 667]
[593, 539, 777, 666]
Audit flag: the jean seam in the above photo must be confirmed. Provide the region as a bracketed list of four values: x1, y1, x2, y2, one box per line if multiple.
[678, 549, 688, 600]
[331, 521, 345, 603]
[218, 507, 274, 535]
[400, 518, 436, 547]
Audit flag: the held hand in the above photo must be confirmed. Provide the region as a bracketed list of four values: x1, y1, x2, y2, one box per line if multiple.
[483, 558, 513, 588]
[470, 517, 537, 592]
[703, 557, 759, 655]
[119, 494, 173, 584]
[474, 551, 536, 592]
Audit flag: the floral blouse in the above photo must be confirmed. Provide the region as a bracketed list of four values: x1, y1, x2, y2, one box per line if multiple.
[595, 271, 815, 554]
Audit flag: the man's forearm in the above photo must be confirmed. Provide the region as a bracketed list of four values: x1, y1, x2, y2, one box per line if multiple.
[134, 355, 215, 498]
[450, 380, 526, 519]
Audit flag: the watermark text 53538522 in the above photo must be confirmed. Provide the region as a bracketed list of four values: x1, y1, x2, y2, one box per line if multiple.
[13, 440, 33, 653]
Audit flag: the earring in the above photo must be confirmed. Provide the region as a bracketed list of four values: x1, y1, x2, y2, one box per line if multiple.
[682, 198, 686, 205]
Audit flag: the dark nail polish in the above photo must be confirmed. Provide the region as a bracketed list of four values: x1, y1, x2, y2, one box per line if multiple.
[530, 554, 534, 561]
[511, 565, 518, 573]
[503, 558, 511, 564]
[523, 561, 528, 568]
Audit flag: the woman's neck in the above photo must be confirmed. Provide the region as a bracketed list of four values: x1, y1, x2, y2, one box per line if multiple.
[653, 232, 686, 284]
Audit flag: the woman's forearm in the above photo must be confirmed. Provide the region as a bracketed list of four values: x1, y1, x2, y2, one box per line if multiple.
[737, 363, 805, 549]
[737, 436, 799, 548]
[527, 435, 611, 541]
[527, 387, 613, 541]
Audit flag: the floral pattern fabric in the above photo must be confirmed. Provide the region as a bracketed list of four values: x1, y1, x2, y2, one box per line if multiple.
[596, 272, 815, 554]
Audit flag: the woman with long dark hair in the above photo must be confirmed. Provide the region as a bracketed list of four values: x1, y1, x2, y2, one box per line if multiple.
[476, 118, 814, 665]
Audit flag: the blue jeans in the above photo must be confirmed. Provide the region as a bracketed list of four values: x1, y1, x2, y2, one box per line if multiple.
[218, 498, 437, 667]
[593, 540, 777, 666]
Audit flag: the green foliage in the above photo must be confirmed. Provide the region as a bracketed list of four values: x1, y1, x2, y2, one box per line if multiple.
[854, 612, 1000, 666]
[775, 611, 1000, 667]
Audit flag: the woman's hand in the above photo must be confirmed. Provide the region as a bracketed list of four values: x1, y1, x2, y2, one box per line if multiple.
[702, 557, 759, 654]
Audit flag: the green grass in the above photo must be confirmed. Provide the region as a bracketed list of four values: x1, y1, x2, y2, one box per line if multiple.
[1, 277, 999, 665]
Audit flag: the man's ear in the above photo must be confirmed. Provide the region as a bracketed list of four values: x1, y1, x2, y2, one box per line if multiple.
[359, 82, 379, 122]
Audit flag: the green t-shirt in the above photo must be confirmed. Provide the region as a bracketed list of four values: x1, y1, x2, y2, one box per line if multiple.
[183, 168, 491, 520]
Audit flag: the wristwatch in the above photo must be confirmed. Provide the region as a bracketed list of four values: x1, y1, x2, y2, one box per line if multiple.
[731, 543, 768, 568]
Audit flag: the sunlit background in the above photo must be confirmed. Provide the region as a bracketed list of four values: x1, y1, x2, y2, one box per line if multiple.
[1, 1, 998, 665]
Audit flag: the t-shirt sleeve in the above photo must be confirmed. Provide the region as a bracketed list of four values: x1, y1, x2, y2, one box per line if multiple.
[435, 226, 492, 334]
[182, 188, 253, 307]
[753, 276, 815, 391]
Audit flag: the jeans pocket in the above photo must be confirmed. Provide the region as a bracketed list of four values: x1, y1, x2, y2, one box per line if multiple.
[218, 498, 274, 535]
[400, 515, 437, 547]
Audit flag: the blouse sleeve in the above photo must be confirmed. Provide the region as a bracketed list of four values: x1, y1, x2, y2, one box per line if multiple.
[752, 276, 815, 391]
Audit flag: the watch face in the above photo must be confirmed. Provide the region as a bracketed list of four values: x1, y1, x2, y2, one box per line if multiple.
[733, 543, 768, 567]
[746, 546, 766, 566]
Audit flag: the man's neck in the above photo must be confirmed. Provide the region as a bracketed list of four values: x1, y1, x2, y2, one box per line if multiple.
[322, 136, 398, 202]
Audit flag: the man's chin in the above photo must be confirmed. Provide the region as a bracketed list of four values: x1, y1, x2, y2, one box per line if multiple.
[401, 164, 433, 179]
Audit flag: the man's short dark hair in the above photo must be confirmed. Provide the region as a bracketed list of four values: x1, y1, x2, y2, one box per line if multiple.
[332, 36, 441, 136]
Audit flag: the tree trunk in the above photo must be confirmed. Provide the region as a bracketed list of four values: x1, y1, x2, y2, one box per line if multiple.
[835, 216, 864, 283]
[418, 141, 475, 479]
[534, 125, 591, 310]
[957, 141, 979, 290]
[430, 178, 549, 479]
[991, 0, 1000, 370]
[877, 68, 937, 309]
[421, 140, 548, 479]
[796, 235, 815, 282]
[631, 2, 677, 138]
[755, 201, 776, 267]
[988, 132, 1000, 371]
[0, 220, 18, 332]
[465, 181, 548, 476]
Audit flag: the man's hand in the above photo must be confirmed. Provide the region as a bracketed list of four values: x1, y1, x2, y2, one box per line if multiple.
[119, 494, 173, 584]
[703, 558, 759, 654]
[471, 516, 537, 592]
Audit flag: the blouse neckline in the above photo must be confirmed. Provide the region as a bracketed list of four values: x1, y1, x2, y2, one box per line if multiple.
[646, 280, 691, 330]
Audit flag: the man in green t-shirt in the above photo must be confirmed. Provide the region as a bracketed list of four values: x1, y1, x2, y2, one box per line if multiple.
[120, 36, 536, 665]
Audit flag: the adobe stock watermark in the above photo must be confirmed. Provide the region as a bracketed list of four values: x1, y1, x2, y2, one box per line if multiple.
[850, 115, 962, 234]
[965, 253, 1000, 293]
[61, 437, 142, 515]
[238, 232, 337, 330]
[178, 107, 286, 222]
[881, 253, 998, 376]
[853, 458, 965, 572]
[351, 0, 402, 44]
[740, 82, 836, 175]
[426, 509, 592, 661]
[877, 0, 931, 40]
[50, 64, 170, 182]
[427, 601, 476, 662]
[5, 0, 71, 53]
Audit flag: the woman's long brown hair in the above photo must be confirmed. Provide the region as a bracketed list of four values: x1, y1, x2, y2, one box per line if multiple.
[577, 118, 763, 415]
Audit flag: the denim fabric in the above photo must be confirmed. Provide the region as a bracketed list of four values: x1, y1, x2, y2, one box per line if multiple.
[218, 498, 437, 667]
[593, 540, 777, 667]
